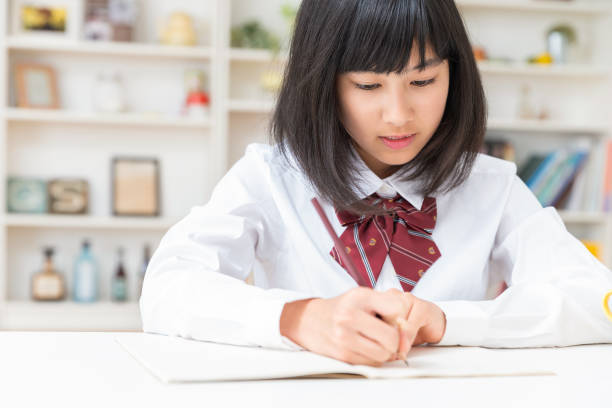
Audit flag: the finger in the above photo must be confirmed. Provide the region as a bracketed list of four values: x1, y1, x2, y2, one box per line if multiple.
[395, 301, 414, 357]
[365, 289, 411, 323]
[352, 310, 399, 355]
[332, 344, 384, 367]
[350, 331, 395, 364]
[399, 304, 425, 358]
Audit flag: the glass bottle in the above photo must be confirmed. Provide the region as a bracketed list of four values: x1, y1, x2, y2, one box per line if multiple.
[111, 247, 128, 302]
[73, 240, 98, 302]
[137, 244, 150, 300]
[32, 247, 65, 301]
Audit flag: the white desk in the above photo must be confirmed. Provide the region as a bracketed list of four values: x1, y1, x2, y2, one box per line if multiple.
[0, 332, 610, 408]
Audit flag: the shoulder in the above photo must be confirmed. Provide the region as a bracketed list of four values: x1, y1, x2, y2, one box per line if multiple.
[218, 143, 303, 197]
[239, 143, 297, 173]
[470, 153, 517, 177]
[442, 153, 518, 202]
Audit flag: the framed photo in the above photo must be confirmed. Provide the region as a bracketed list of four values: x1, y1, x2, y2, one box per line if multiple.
[15, 64, 60, 109]
[7, 177, 48, 214]
[11, 0, 82, 40]
[112, 157, 160, 217]
[48, 179, 89, 214]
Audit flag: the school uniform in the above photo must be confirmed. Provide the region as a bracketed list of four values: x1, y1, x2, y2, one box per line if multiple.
[140, 143, 612, 350]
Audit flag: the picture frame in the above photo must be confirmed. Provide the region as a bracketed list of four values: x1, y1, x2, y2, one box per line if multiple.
[15, 64, 60, 109]
[48, 179, 89, 214]
[112, 157, 160, 217]
[11, 0, 82, 40]
[7, 177, 48, 214]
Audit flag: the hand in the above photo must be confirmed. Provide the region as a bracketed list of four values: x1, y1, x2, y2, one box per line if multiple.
[395, 291, 447, 359]
[280, 287, 446, 366]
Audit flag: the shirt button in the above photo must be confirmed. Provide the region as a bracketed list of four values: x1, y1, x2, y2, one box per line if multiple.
[376, 183, 396, 198]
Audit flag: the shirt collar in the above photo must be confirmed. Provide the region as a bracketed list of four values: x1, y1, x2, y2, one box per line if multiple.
[351, 145, 426, 211]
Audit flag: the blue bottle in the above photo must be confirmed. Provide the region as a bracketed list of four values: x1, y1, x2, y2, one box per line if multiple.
[73, 240, 98, 302]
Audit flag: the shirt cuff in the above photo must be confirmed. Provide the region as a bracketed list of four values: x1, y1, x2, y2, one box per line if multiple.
[244, 289, 312, 351]
[430, 300, 489, 346]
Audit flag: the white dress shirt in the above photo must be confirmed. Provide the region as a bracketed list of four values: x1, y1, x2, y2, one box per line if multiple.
[140, 143, 612, 351]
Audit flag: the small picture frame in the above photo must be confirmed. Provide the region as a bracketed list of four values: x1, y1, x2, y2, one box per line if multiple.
[48, 179, 89, 214]
[112, 157, 160, 217]
[7, 177, 48, 214]
[11, 0, 82, 40]
[15, 64, 60, 109]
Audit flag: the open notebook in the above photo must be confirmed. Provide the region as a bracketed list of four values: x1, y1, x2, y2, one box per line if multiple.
[116, 333, 556, 383]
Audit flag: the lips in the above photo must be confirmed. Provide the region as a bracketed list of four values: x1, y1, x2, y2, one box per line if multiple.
[382, 134, 416, 139]
[379, 134, 416, 150]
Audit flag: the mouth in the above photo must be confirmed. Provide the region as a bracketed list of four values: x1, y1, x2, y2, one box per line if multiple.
[379, 134, 416, 150]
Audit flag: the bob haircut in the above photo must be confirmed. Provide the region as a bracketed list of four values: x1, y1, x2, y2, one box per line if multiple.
[271, 0, 486, 214]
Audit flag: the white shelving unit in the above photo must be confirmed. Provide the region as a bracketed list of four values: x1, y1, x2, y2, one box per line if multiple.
[6, 37, 214, 60]
[0, 0, 226, 331]
[3, 107, 212, 129]
[455, 0, 612, 14]
[4, 214, 179, 230]
[0, 301, 140, 331]
[477, 61, 611, 78]
[1, 0, 611, 331]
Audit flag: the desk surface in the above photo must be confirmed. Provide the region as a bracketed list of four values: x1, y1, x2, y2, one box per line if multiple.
[0, 332, 610, 408]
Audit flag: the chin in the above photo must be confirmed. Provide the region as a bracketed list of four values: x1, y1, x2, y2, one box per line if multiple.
[380, 152, 417, 166]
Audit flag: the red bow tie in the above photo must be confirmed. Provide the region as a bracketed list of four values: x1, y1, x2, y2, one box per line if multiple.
[331, 194, 441, 291]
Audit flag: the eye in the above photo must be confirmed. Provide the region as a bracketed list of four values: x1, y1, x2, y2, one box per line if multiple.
[354, 83, 380, 91]
[412, 78, 435, 87]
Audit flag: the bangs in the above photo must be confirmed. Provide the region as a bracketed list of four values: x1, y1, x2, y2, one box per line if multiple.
[338, 0, 451, 74]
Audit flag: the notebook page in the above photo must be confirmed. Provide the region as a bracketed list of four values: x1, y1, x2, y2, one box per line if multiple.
[116, 333, 367, 383]
[116, 333, 555, 383]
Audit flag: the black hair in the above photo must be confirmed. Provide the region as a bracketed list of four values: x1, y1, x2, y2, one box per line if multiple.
[271, 0, 486, 214]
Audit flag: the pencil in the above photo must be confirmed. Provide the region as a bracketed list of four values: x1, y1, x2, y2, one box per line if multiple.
[310, 197, 409, 366]
[310, 197, 366, 286]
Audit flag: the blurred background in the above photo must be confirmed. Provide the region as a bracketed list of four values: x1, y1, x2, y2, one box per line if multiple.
[0, 0, 611, 331]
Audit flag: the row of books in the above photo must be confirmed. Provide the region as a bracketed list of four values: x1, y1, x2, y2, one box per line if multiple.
[519, 148, 589, 209]
[481, 140, 594, 210]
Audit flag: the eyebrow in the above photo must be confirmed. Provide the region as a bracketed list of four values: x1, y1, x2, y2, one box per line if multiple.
[350, 57, 443, 76]
[404, 57, 443, 73]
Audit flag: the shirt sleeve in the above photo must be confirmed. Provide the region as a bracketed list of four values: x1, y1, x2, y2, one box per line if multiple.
[140, 146, 311, 350]
[433, 175, 612, 347]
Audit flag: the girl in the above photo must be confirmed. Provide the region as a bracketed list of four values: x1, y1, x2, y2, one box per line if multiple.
[141, 0, 612, 366]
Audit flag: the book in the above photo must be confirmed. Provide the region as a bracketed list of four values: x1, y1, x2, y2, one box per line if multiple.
[526, 150, 563, 194]
[481, 140, 515, 162]
[602, 141, 612, 212]
[537, 150, 588, 208]
[518, 154, 548, 183]
[562, 159, 589, 211]
[586, 142, 606, 212]
[116, 333, 555, 383]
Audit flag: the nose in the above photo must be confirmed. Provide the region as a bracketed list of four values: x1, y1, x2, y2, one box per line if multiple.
[382, 88, 415, 128]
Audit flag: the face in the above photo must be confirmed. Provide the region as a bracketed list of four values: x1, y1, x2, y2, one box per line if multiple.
[336, 45, 450, 179]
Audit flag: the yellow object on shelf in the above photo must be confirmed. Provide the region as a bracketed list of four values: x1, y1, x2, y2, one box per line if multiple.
[603, 291, 612, 322]
[582, 240, 602, 261]
[528, 52, 553, 65]
[160, 12, 197, 46]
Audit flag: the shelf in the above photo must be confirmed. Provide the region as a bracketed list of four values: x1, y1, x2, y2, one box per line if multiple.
[229, 99, 276, 113]
[559, 211, 608, 225]
[456, 0, 612, 15]
[225, 50, 610, 79]
[487, 118, 609, 135]
[229, 47, 287, 62]
[4, 108, 212, 129]
[0, 301, 141, 331]
[478, 61, 611, 78]
[4, 214, 179, 230]
[6, 37, 213, 60]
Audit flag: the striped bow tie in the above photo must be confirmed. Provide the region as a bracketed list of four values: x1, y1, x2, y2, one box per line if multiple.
[331, 194, 441, 291]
